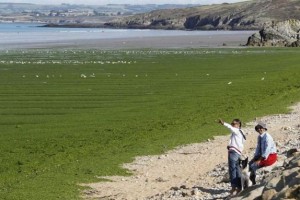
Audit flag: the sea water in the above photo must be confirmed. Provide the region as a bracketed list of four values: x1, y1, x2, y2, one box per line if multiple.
[0, 23, 255, 49]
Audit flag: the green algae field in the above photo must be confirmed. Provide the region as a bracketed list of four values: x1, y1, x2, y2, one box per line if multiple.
[0, 48, 300, 199]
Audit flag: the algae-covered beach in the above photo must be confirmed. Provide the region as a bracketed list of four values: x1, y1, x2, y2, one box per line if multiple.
[0, 48, 300, 199]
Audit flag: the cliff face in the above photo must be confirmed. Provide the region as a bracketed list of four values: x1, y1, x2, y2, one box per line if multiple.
[104, 9, 188, 29]
[104, 0, 300, 30]
[247, 19, 300, 47]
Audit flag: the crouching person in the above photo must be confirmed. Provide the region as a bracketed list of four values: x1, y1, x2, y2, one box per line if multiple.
[249, 122, 277, 185]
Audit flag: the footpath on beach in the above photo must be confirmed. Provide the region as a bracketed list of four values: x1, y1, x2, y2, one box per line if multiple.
[83, 103, 300, 200]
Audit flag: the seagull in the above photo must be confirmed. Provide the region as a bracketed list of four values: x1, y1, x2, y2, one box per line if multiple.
[90, 73, 95, 78]
[228, 82, 232, 85]
[261, 77, 265, 81]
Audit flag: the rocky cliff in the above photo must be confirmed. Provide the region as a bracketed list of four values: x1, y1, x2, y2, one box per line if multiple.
[246, 19, 300, 47]
[103, 0, 300, 30]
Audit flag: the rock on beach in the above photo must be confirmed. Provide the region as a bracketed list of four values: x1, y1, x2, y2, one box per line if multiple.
[247, 19, 300, 47]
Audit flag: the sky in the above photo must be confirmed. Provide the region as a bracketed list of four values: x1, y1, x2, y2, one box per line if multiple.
[0, 0, 247, 5]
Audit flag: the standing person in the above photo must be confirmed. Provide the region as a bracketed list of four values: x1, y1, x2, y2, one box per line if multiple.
[249, 122, 277, 185]
[219, 119, 246, 196]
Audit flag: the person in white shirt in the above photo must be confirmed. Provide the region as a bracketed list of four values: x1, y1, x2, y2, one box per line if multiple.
[219, 118, 246, 196]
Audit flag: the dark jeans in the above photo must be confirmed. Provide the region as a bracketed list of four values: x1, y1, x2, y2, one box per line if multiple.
[249, 158, 260, 185]
[228, 150, 241, 189]
[249, 157, 261, 174]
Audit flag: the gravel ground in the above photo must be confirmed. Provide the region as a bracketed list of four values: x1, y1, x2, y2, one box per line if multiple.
[83, 103, 300, 200]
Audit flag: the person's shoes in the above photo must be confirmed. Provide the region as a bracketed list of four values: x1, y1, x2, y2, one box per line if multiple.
[229, 187, 236, 195]
[226, 189, 238, 200]
[225, 195, 232, 200]
[225, 193, 234, 200]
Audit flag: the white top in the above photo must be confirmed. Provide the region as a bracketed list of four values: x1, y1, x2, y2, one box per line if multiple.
[224, 122, 245, 155]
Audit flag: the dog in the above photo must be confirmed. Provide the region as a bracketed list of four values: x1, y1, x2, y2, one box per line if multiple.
[239, 157, 252, 190]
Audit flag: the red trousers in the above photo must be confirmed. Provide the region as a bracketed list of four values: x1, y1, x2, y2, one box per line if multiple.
[259, 153, 277, 167]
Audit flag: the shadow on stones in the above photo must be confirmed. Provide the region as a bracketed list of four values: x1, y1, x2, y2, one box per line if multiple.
[195, 186, 228, 194]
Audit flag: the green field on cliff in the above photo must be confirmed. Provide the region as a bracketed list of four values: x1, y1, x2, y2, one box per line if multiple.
[0, 48, 300, 199]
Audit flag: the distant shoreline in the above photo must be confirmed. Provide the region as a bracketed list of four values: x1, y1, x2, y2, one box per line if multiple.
[0, 22, 257, 49]
[0, 32, 256, 50]
[42, 23, 260, 31]
[41, 23, 107, 29]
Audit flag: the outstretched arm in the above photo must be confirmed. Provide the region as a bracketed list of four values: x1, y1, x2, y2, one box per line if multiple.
[218, 119, 238, 133]
[218, 119, 224, 125]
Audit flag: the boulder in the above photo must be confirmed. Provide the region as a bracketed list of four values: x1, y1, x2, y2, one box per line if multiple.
[265, 176, 283, 191]
[284, 185, 300, 199]
[246, 32, 262, 46]
[289, 40, 300, 47]
[262, 189, 277, 200]
[231, 185, 264, 200]
[233, 149, 300, 200]
[286, 148, 298, 158]
[246, 19, 300, 47]
[272, 184, 300, 199]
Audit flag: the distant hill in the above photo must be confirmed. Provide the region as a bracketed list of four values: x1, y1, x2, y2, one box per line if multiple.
[103, 0, 300, 30]
[0, 3, 201, 16]
[0, 3, 201, 24]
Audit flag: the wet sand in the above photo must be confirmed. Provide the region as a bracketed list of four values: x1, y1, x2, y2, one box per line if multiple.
[1, 31, 256, 49]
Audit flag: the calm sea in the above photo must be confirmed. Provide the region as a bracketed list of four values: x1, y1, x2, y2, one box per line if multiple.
[0, 23, 255, 49]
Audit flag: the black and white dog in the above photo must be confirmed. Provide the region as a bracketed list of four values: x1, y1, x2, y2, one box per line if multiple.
[239, 157, 252, 190]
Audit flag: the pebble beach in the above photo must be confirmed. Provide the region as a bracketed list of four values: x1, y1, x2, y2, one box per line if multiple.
[83, 103, 300, 200]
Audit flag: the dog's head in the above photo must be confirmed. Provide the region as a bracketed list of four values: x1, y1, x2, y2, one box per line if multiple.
[239, 157, 248, 170]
